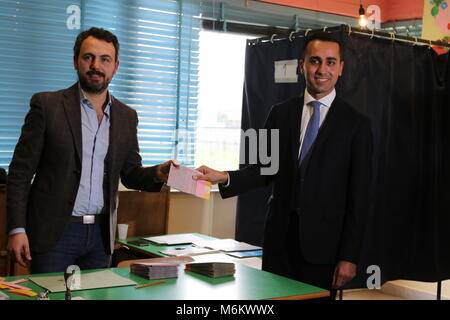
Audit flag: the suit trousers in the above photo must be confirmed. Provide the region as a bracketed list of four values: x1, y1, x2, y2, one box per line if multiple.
[287, 211, 336, 298]
[30, 220, 111, 274]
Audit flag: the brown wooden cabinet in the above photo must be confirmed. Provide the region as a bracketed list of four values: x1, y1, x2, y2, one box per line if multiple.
[116, 186, 170, 237]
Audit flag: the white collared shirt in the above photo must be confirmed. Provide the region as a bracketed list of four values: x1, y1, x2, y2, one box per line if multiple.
[298, 89, 336, 158]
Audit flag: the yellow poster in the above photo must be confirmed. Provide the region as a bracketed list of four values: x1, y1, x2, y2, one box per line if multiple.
[422, 0, 450, 53]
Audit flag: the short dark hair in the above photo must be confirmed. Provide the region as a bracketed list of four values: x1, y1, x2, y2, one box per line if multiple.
[73, 27, 120, 61]
[302, 31, 343, 59]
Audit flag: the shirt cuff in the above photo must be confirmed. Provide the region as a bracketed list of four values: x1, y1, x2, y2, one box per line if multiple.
[220, 172, 230, 188]
[9, 228, 26, 236]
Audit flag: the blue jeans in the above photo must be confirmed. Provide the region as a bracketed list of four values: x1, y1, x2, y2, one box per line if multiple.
[31, 222, 111, 274]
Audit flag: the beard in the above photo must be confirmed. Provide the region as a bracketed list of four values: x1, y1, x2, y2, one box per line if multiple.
[77, 69, 111, 94]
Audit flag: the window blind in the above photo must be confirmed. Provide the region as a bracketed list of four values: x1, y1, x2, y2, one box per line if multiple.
[0, 0, 78, 169]
[0, 0, 200, 169]
[83, 0, 200, 166]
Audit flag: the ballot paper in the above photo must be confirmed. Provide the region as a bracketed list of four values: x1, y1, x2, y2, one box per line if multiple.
[167, 164, 211, 199]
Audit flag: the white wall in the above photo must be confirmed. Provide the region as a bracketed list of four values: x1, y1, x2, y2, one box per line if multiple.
[167, 191, 237, 239]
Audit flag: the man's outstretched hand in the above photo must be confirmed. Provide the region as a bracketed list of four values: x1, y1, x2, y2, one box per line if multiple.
[192, 165, 228, 185]
[155, 159, 180, 182]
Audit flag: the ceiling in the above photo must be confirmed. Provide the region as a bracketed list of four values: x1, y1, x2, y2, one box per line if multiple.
[256, 0, 424, 23]
[200, 0, 423, 37]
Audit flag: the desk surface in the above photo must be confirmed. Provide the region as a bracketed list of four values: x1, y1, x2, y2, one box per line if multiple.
[117, 233, 263, 269]
[117, 233, 215, 257]
[2, 264, 329, 300]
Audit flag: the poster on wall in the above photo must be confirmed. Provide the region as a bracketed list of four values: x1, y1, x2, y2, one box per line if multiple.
[422, 0, 450, 53]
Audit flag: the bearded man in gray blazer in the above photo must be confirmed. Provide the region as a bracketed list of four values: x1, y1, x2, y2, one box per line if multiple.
[7, 27, 175, 274]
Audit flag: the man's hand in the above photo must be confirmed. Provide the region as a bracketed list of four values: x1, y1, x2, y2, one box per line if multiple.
[155, 159, 179, 182]
[7, 233, 32, 268]
[192, 165, 228, 185]
[332, 260, 356, 289]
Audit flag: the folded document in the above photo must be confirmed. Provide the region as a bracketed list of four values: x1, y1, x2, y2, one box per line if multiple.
[167, 164, 211, 199]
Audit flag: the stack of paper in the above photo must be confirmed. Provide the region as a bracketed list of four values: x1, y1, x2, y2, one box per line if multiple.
[185, 262, 236, 278]
[130, 263, 179, 280]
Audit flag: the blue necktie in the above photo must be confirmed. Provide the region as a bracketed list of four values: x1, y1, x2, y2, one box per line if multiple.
[298, 100, 321, 166]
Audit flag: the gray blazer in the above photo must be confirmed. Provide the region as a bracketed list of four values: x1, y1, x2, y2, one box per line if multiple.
[7, 83, 162, 254]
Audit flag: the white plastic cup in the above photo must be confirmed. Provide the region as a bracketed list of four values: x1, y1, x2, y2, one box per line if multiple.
[117, 224, 129, 240]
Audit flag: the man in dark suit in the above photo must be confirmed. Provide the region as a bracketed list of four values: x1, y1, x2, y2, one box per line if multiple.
[194, 32, 373, 293]
[7, 27, 175, 274]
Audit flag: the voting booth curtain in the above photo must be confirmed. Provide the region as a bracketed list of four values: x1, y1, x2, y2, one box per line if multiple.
[237, 26, 450, 287]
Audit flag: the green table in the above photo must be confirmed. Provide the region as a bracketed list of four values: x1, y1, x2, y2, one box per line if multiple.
[1, 264, 328, 300]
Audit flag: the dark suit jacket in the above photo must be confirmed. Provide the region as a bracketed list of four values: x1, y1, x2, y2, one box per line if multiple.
[7, 83, 162, 254]
[220, 94, 373, 276]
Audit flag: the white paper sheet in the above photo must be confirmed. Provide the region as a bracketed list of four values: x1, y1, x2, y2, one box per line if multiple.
[29, 269, 136, 293]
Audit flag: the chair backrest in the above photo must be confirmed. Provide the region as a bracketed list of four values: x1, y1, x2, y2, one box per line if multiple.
[117, 255, 194, 268]
[117, 186, 170, 237]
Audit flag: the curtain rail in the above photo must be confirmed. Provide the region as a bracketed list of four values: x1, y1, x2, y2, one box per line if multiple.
[202, 20, 449, 49]
[342, 25, 450, 48]
[246, 25, 450, 48]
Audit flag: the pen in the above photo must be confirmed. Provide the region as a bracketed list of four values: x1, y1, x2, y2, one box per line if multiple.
[135, 280, 166, 289]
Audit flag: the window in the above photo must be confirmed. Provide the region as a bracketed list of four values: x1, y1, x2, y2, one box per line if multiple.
[195, 30, 248, 171]
[0, 0, 200, 169]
